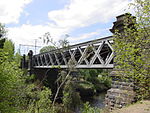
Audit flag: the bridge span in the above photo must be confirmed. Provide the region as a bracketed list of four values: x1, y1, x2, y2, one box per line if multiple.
[32, 36, 114, 69]
[21, 13, 138, 110]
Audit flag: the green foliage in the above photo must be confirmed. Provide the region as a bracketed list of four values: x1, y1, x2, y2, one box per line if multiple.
[81, 102, 101, 113]
[0, 25, 54, 113]
[40, 45, 55, 53]
[75, 81, 96, 97]
[94, 76, 112, 92]
[79, 69, 103, 81]
[130, 0, 150, 29]
[0, 23, 6, 48]
[40, 33, 69, 53]
[63, 80, 82, 112]
[97, 75, 112, 88]
[77, 81, 95, 89]
[114, 0, 150, 99]
[79, 69, 112, 92]
[21, 84, 53, 113]
[3, 39, 15, 60]
[0, 38, 5, 48]
[14, 52, 22, 66]
[0, 50, 23, 113]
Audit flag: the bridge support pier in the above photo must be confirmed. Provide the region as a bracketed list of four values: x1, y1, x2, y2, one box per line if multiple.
[105, 69, 135, 110]
[105, 13, 136, 110]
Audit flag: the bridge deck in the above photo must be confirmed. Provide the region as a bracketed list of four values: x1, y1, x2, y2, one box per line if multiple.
[32, 36, 114, 69]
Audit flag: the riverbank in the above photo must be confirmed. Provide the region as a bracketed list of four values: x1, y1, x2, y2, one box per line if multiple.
[110, 100, 150, 113]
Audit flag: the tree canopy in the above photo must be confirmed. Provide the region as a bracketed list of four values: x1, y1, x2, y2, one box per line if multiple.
[114, 0, 150, 99]
[0, 23, 6, 48]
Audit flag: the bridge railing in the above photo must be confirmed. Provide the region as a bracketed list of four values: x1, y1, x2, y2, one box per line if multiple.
[32, 36, 114, 69]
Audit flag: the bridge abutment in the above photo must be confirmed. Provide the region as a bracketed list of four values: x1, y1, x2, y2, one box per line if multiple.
[105, 13, 136, 110]
[105, 69, 135, 110]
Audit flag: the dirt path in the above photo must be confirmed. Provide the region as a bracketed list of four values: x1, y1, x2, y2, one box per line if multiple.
[111, 100, 150, 113]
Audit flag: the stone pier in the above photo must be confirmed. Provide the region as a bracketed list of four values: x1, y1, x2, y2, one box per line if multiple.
[105, 13, 136, 110]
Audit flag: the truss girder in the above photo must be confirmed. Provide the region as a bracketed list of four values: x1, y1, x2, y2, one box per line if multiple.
[33, 36, 114, 69]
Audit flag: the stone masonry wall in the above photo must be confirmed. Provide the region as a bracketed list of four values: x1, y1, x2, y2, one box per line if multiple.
[105, 13, 136, 111]
[105, 80, 135, 110]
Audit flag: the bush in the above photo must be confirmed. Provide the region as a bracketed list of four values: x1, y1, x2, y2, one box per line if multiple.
[81, 102, 101, 113]
[21, 84, 53, 113]
[75, 81, 96, 97]
[97, 76, 112, 88]
[0, 50, 23, 113]
[63, 80, 82, 112]
[0, 42, 54, 113]
[79, 69, 112, 92]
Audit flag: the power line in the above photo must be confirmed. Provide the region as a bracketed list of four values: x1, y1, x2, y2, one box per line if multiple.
[19, 44, 42, 55]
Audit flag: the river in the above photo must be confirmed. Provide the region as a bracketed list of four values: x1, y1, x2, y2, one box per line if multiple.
[88, 92, 106, 108]
[75, 92, 106, 113]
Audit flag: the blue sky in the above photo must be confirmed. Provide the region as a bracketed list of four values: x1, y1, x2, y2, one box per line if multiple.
[0, 0, 133, 54]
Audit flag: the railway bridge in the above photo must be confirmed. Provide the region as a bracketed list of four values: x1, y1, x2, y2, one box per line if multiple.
[21, 13, 136, 110]
[31, 36, 114, 69]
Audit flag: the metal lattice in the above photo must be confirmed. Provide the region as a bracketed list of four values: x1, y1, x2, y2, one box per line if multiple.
[32, 36, 114, 69]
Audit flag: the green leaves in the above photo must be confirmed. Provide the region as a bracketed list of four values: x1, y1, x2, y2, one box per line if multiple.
[0, 23, 55, 113]
[23, 85, 52, 113]
[40, 45, 56, 53]
[81, 102, 101, 113]
[0, 52, 23, 113]
[114, 0, 150, 99]
[63, 80, 81, 112]
[0, 23, 7, 49]
[3, 39, 15, 60]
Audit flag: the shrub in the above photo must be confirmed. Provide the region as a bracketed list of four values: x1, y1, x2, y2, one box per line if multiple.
[21, 85, 53, 113]
[81, 102, 101, 113]
[0, 50, 23, 113]
[63, 80, 82, 112]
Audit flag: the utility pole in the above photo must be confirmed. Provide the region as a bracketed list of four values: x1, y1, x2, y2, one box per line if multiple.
[19, 44, 41, 55]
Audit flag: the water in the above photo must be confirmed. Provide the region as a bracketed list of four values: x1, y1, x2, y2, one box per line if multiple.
[83, 92, 106, 108]
[75, 92, 106, 113]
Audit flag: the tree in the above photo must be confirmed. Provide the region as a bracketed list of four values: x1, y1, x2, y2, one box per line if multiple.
[39, 32, 70, 53]
[3, 39, 15, 60]
[0, 23, 6, 48]
[0, 24, 23, 112]
[0, 25, 54, 113]
[40, 45, 55, 53]
[0, 49, 23, 113]
[114, 0, 150, 99]
[58, 37, 69, 48]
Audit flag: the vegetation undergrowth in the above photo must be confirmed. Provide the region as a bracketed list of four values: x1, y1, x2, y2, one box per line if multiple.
[0, 25, 56, 113]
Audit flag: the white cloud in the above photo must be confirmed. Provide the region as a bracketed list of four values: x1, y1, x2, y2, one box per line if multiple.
[6, 0, 134, 54]
[48, 0, 132, 30]
[69, 28, 110, 44]
[7, 24, 70, 54]
[0, 0, 32, 24]
[7, 24, 69, 46]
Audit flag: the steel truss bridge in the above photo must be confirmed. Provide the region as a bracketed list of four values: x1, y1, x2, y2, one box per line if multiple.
[32, 36, 114, 69]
